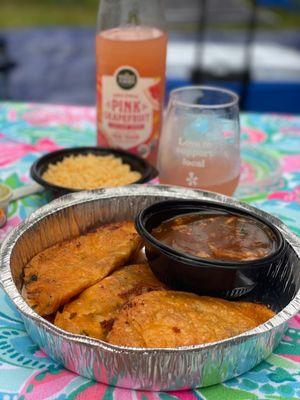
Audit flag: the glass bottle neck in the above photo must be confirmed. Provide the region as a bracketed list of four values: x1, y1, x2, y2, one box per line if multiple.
[97, 0, 166, 33]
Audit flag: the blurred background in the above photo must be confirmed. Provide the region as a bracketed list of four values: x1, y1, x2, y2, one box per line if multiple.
[0, 0, 299, 112]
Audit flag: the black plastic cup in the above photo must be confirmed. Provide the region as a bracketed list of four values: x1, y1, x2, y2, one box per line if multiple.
[31, 146, 158, 196]
[135, 199, 286, 298]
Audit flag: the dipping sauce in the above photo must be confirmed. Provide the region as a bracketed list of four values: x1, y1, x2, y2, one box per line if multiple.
[151, 212, 275, 262]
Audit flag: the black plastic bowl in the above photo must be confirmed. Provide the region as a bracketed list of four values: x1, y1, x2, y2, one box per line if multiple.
[31, 146, 158, 196]
[135, 199, 286, 298]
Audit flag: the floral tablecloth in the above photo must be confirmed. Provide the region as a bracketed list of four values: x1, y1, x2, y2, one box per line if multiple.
[0, 102, 299, 400]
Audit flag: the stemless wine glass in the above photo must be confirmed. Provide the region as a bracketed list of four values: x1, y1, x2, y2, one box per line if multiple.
[158, 86, 241, 196]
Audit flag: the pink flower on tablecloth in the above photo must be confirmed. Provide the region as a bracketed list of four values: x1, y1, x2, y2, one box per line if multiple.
[242, 127, 266, 144]
[75, 384, 108, 400]
[282, 155, 300, 173]
[0, 138, 61, 167]
[7, 109, 17, 121]
[240, 162, 255, 184]
[0, 216, 22, 242]
[168, 391, 200, 399]
[268, 186, 300, 203]
[19, 370, 76, 400]
[23, 105, 96, 128]
[34, 350, 49, 358]
[281, 354, 300, 363]
[33, 137, 61, 152]
[280, 314, 300, 364]
[20, 174, 31, 183]
[288, 314, 300, 330]
[76, 385, 167, 400]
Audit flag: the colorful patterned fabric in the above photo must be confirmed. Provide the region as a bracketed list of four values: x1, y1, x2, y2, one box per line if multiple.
[0, 102, 299, 399]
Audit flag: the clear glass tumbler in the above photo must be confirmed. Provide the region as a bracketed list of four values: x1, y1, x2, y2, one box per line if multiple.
[158, 86, 240, 196]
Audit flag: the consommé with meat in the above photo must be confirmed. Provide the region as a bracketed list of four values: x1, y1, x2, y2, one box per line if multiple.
[151, 212, 275, 262]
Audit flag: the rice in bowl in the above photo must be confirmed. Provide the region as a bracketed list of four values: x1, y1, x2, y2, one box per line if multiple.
[42, 154, 142, 190]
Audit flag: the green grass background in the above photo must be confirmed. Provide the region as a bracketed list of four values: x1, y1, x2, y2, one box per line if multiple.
[0, 0, 299, 29]
[0, 0, 98, 29]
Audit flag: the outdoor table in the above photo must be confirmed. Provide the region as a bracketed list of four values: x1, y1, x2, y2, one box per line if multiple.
[0, 102, 299, 399]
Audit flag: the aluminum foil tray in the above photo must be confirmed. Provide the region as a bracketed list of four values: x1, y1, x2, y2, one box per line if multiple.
[0, 185, 300, 391]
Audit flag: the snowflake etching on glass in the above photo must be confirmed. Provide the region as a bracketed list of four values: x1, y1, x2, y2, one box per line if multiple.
[186, 171, 198, 187]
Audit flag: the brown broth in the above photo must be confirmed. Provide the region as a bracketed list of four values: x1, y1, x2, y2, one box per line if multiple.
[151, 212, 275, 262]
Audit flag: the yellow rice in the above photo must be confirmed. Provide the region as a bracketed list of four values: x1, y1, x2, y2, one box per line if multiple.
[42, 154, 142, 190]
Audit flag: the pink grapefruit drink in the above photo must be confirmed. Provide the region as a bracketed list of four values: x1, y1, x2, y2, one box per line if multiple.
[96, 26, 167, 165]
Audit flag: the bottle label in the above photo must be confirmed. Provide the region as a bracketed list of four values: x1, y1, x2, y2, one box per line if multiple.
[97, 66, 161, 158]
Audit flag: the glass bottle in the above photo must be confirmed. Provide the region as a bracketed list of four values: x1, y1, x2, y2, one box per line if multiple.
[96, 0, 168, 165]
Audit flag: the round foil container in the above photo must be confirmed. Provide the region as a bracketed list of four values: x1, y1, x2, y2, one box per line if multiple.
[0, 185, 300, 391]
[0, 183, 12, 227]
